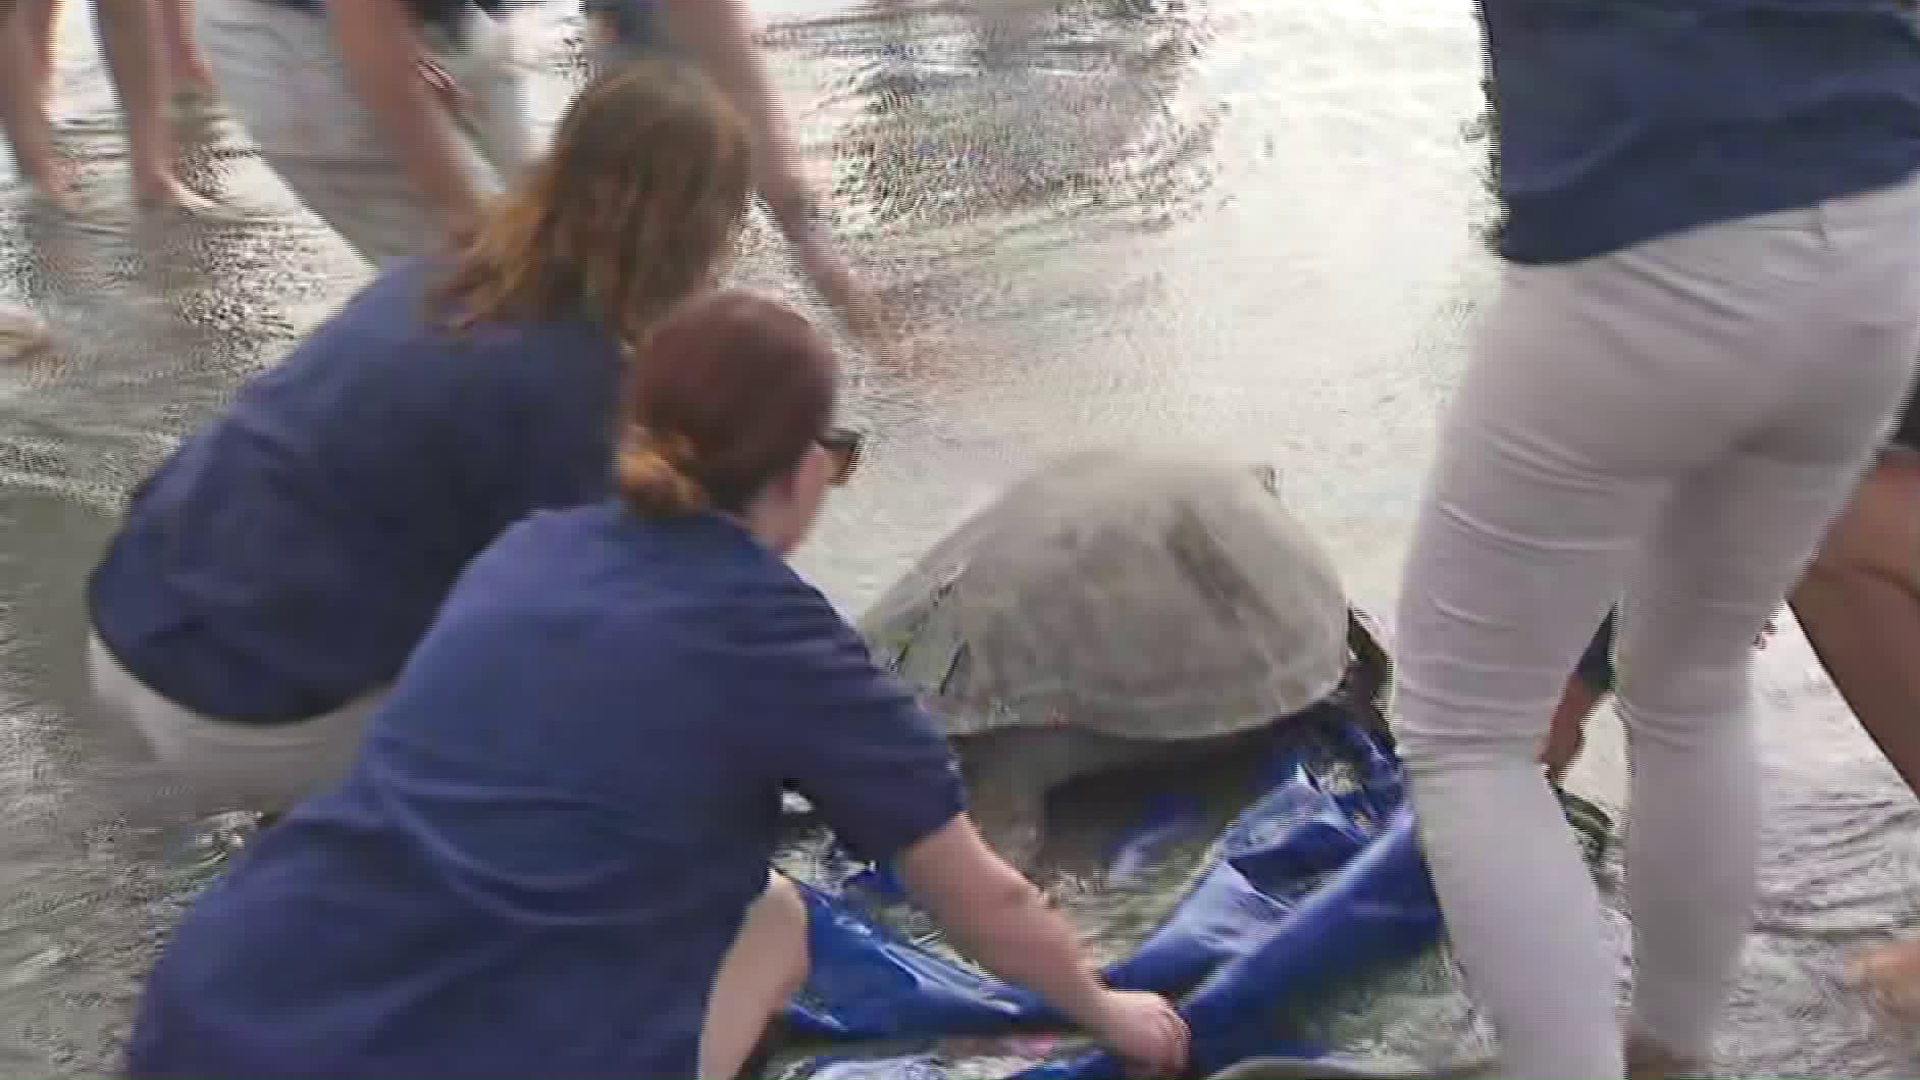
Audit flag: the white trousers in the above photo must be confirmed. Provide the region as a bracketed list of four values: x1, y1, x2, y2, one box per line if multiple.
[88, 631, 386, 815]
[1391, 174, 1920, 1078]
[198, 0, 534, 265]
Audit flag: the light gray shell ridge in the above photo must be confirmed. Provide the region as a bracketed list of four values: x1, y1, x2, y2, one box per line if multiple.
[858, 448, 1351, 741]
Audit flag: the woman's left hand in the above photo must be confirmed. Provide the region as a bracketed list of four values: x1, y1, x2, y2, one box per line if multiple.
[416, 53, 470, 115]
[789, 227, 904, 360]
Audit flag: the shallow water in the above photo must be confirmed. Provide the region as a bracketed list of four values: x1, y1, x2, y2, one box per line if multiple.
[2, 0, 1919, 1075]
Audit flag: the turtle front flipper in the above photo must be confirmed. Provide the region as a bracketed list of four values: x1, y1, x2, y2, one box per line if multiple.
[960, 751, 1049, 876]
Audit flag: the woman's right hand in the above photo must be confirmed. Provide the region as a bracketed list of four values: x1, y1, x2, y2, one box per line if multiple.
[1088, 988, 1190, 1076]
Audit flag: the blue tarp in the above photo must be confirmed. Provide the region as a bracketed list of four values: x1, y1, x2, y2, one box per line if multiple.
[773, 706, 1461, 1079]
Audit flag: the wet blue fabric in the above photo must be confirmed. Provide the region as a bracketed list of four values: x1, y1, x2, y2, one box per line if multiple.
[1479, 0, 1920, 264]
[1018, 810, 1436, 1080]
[87, 260, 623, 723]
[778, 709, 1447, 1077]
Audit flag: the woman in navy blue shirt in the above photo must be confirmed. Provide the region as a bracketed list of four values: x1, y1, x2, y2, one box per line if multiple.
[85, 59, 752, 819]
[124, 289, 1190, 1080]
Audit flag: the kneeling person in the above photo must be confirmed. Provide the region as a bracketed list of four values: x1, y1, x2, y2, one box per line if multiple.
[124, 290, 1189, 1080]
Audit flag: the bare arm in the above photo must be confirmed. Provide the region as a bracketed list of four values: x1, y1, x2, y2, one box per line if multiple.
[896, 816, 1189, 1074]
[895, 815, 1118, 1026]
[329, 0, 484, 234]
[658, 0, 888, 347]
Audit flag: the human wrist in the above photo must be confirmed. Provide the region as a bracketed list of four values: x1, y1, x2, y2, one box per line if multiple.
[1051, 966, 1116, 1032]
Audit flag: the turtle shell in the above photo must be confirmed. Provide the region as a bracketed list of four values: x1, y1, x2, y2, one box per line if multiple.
[858, 448, 1351, 741]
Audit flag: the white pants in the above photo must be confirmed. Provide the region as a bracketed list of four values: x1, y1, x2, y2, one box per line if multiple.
[197, 0, 534, 265]
[1391, 175, 1920, 1078]
[88, 632, 386, 815]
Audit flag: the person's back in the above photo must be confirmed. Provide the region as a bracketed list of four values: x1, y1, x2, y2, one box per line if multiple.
[88, 259, 623, 725]
[125, 288, 1193, 1080]
[83, 62, 757, 815]
[1481, 0, 1920, 263]
[126, 503, 836, 1080]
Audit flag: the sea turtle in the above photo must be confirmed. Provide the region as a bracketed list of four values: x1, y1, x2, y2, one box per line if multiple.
[859, 448, 1387, 869]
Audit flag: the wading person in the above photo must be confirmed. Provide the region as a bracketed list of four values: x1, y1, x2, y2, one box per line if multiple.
[85, 61, 752, 819]
[1387, 2, 1920, 1075]
[199, 0, 890, 349]
[194, 0, 533, 263]
[122, 289, 1192, 1080]
[588, 0, 891, 348]
[0, 0, 213, 210]
[1550, 388, 1920, 1020]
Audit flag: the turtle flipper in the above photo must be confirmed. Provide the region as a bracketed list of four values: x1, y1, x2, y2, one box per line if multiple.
[964, 764, 1048, 875]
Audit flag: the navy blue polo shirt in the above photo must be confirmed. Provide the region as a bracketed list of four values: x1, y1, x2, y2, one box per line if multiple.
[86, 259, 623, 723]
[1482, 0, 1920, 264]
[125, 504, 966, 1080]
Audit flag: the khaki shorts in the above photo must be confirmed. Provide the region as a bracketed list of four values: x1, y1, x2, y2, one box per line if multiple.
[198, 0, 535, 265]
[87, 631, 387, 815]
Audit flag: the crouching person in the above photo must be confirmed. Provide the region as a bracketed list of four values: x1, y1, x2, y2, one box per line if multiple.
[123, 290, 1189, 1080]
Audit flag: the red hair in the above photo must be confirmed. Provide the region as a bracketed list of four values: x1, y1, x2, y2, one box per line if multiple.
[615, 289, 839, 515]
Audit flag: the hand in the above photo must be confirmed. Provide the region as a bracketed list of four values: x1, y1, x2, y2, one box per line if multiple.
[416, 54, 469, 116]
[788, 227, 904, 358]
[1088, 989, 1189, 1077]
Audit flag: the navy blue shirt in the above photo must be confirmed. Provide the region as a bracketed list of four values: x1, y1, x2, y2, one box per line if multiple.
[125, 505, 965, 1080]
[1481, 0, 1920, 264]
[87, 259, 623, 722]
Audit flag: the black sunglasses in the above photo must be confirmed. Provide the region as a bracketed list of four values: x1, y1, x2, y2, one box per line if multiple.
[818, 427, 865, 485]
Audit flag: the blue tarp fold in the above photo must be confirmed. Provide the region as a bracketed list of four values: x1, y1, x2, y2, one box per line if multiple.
[775, 708, 1455, 1078]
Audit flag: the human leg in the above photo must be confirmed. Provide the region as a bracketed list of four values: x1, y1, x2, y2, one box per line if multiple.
[425, 9, 534, 184]
[89, 0, 195, 207]
[1392, 177, 1920, 1078]
[0, 0, 72, 202]
[1544, 675, 1604, 783]
[698, 871, 809, 1080]
[1787, 449, 1920, 1011]
[0, 300, 50, 362]
[197, 0, 498, 264]
[1791, 450, 1920, 796]
[154, 0, 215, 93]
[87, 632, 384, 815]
[21, 0, 59, 104]
[1613, 181, 1920, 1070]
[1392, 276, 1665, 1079]
[1545, 612, 1619, 782]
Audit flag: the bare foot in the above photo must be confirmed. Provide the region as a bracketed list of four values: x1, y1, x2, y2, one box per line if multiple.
[167, 82, 228, 129]
[0, 303, 52, 364]
[134, 175, 203, 213]
[1849, 939, 1920, 1018]
[25, 178, 80, 216]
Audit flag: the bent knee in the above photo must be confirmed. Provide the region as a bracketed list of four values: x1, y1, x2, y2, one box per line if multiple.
[748, 873, 810, 991]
